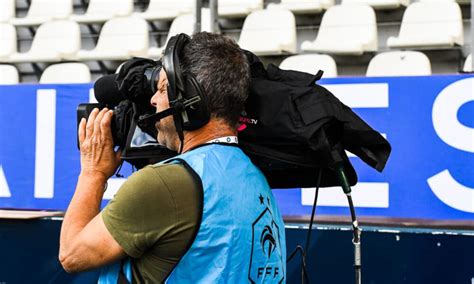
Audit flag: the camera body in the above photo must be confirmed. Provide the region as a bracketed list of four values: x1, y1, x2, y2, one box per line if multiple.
[76, 58, 176, 168]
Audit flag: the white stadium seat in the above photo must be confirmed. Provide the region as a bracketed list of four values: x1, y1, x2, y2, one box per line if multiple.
[148, 9, 212, 58]
[301, 4, 377, 55]
[6, 20, 80, 63]
[267, 0, 334, 14]
[464, 54, 472, 72]
[238, 9, 297, 56]
[0, 65, 19, 84]
[0, 0, 15, 23]
[40, 63, 91, 83]
[0, 24, 17, 60]
[70, 0, 133, 24]
[135, 0, 194, 21]
[366, 51, 432, 76]
[76, 17, 149, 61]
[387, 2, 463, 49]
[10, 0, 72, 27]
[279, 54, 338, 77]
[218, 0, 263, 18]
[342, 0, 408, 9]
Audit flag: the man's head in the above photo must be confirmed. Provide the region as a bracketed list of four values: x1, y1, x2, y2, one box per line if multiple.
[151, 32, 251, 151]
[179, 32, 250, 127]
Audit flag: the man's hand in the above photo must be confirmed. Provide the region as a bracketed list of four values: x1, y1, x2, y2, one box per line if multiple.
[78, 108, 121, 180]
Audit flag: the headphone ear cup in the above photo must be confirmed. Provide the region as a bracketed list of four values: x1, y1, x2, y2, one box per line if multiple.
[181, 74, 210, 130]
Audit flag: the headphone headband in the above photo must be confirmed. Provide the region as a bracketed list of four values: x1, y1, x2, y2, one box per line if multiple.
[163, 33, 189, 103]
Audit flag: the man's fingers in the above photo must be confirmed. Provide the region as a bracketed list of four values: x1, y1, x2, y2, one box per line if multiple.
[93, 108, 108, 138]
[78, 118, 86, 145]
[100, 110, 114, 141]
[86, 108, 99, 138]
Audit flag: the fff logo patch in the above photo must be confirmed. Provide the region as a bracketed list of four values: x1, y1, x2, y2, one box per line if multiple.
[248, 194, 285, 283]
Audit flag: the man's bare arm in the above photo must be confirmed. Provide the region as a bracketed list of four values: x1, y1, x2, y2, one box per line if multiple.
[59, 108, 125, 272]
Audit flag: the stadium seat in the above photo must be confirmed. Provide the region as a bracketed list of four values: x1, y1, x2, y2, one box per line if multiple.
[148, 10, 212, 58]
[267, 0, 334, 14]
[301, 4, 378, 55]
[366, 51, 432, 76]
[0, 24, 17, 60]
[70, 0, 133, 24]
[0, 65, 19, 84]
[218, 0, 263, 18]
[135, 0, 194, 21]
[341, 0, 408, 9]
[40, 63, 91, 83]
[0, 0, 15, 23]
[387, 2, 463, 49]
[6, 20, 80, 63]
[464, 54, 472, 72]
[76, 16, 148, 61]
[10, 0, 72, 27]
[238, 9, 297, 56]
[279, 54, 338, 77]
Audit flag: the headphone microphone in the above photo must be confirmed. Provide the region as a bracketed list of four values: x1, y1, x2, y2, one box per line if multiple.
[137, 95, 202, 130]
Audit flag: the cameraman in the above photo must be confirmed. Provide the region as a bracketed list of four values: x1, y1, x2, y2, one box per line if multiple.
[59, 32, 286, 283]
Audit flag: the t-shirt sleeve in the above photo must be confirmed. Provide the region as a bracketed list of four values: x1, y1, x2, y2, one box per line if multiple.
[101, 164, 190, 258]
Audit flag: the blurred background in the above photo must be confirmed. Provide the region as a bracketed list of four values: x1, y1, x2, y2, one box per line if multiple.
[0, 0, 473, 283]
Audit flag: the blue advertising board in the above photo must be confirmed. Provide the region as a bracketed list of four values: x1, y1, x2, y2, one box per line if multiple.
[0, 75, 473, 221]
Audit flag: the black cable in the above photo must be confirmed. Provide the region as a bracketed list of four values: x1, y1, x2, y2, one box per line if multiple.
[302, 169, 322, 284]
[286, 245, 309, 284]
[304, 169, 322, 255]
[286, 169, 322, 284]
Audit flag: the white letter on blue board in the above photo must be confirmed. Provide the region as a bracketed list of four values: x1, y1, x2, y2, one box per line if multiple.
[429, 78, 474, 213]
[0, 165, 11, 198]
[34, 89, 56, 198]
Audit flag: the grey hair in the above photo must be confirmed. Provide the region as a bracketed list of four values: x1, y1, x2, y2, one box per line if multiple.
[180, 32, 251, 128]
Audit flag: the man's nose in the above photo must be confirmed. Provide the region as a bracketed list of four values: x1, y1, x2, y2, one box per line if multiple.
[150, 93, 158, 107]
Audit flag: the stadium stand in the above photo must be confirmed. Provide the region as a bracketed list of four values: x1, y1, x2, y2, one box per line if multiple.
[301, 4, 378, 55]
[69, 0, 133, 24]
[76, 16, 148, 61]
[387, 1, 464, 49]
[218, 0, 264, 18]
[464, 54, 472, 72]
[10, 0, 72, 27]
[341, 0, 409, 10]
[148, 9, 212, 58]
[0, 0, 15, 23]
[279, 54, 338, 77]
[134, 0, 194, 21]
[0, 0, 471, 81]
[4, 20, 80, 63]
[0, 64, 19, 84]
[0, 24, 16, 60]
[267, 0, 334, 14]
[366, 51, 432, 76]
[39, 63, 91, 83]
[238, 9, 297, 56]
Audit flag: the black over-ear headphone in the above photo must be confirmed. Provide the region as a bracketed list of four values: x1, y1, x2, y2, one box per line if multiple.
[162, 33, 210, 131]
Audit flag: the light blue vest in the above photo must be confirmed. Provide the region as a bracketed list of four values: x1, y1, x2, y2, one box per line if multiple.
[99, 144, 286, 283]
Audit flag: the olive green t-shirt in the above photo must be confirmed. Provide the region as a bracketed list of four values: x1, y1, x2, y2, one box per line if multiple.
[101, 163, 202, 283]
